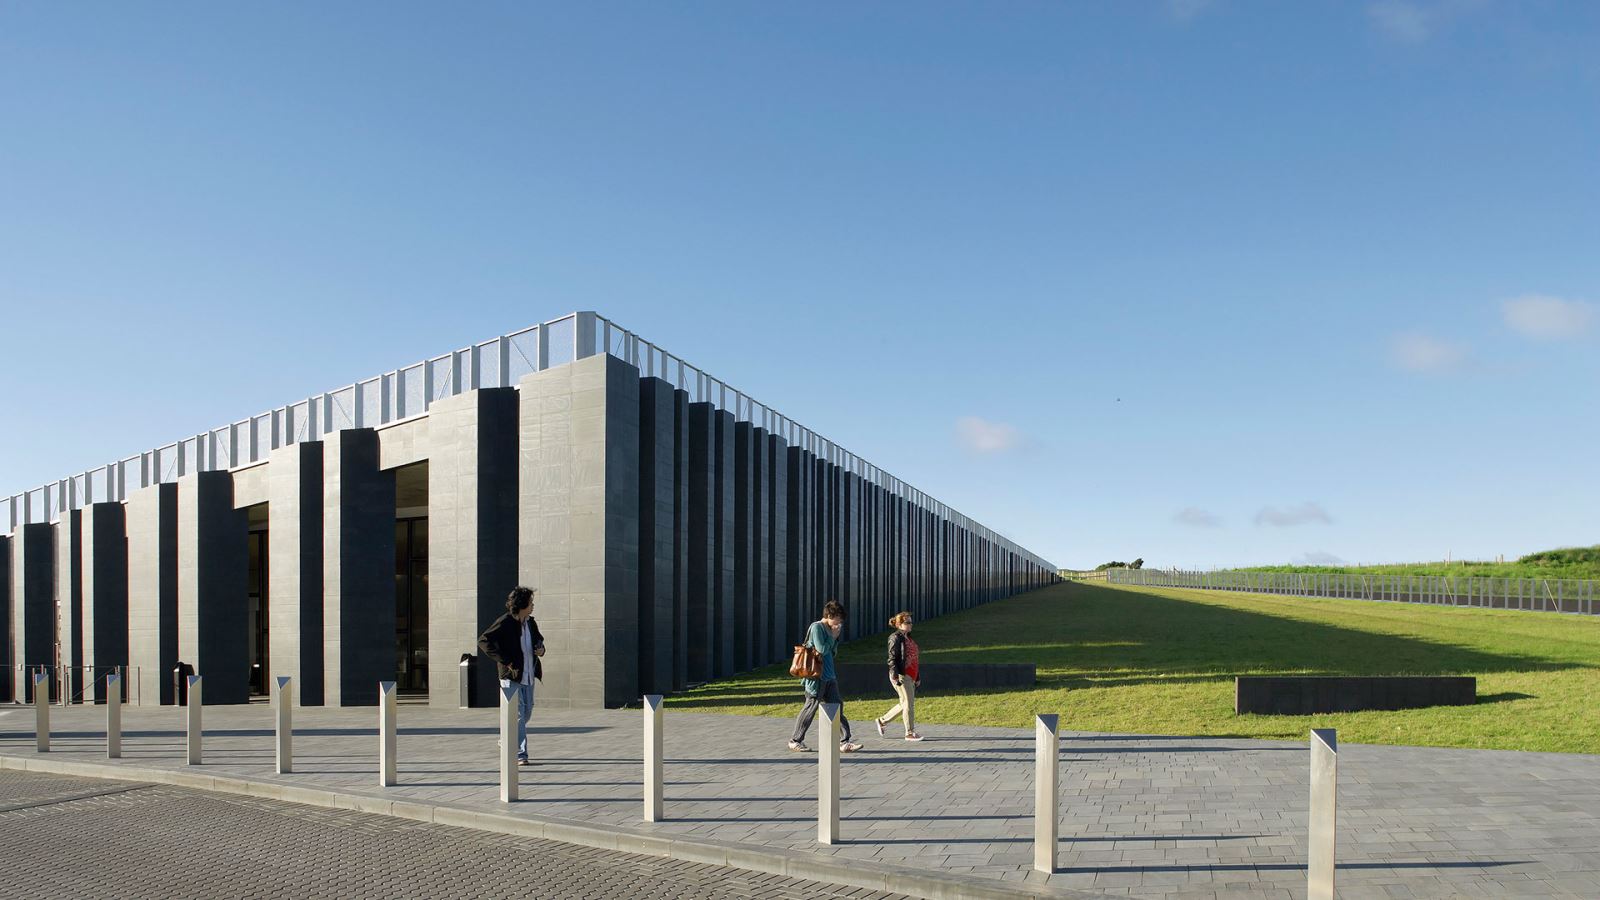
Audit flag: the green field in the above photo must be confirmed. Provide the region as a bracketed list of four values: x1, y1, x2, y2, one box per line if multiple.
[665, 581, 1600, 754]
[1232, 544, 1600, 580]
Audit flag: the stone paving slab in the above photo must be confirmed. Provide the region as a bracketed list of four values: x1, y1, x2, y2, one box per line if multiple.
[2, 703, 1598, 899]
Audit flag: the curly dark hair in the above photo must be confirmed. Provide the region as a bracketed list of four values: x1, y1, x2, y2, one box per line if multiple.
[822, 599, 846, 621]
[506, 586, 536, 614]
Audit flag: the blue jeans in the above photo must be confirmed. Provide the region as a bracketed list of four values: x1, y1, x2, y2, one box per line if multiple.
[502, 680, 534, 760]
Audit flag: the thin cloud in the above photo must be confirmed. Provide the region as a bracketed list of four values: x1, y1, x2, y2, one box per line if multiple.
[1166, 0, 1215, 23]
[1295, 551, 1347, 566]
[1368, 0, 1484, 43]
[1368, 1, 1432, 42]
[1390, 333, 1471, 374]
[1502, 295, 1595, 341]
[955, 416, 1023, 454]
[1174, 507, 1222, 528]
[1255, 502, 1332, 527]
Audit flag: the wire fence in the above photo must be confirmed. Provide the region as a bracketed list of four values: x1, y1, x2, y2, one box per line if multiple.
[1106, 567, 1600, 616]
[1058, 569, 1109, 582]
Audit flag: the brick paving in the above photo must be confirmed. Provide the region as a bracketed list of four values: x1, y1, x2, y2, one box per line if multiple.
[0, 768, 912, 900]
[3, 703, 1599, 898]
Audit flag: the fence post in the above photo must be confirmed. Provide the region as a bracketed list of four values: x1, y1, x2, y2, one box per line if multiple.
[186, 675, 203, 765]
[1034, 713, 1060, 873]
[274, 676, 293, 774]
[1308, 729, 1338, 900]
[106, 672, 121, 758]
[499, 683, 519, 802]
[379, 681, 398, 786]
[643, 694, 664, 822]
[33, 672, 50, 752]
[818, 703, 840, 844]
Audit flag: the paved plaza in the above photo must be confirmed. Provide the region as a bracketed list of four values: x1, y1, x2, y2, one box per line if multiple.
[2, 702, 1598, 899]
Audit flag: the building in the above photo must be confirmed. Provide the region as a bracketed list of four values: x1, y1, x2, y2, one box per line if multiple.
[3, 312, 1056, 708]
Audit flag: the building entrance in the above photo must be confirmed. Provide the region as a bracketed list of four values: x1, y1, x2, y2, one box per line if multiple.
[395, 516, 428, 694]
[247, 524, 269, 696]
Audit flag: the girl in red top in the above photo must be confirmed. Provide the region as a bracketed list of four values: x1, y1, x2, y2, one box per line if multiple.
[874, 611, 923, 742]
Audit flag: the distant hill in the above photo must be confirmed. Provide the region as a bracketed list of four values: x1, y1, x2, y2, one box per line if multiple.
[1236, 545, 1600, 580]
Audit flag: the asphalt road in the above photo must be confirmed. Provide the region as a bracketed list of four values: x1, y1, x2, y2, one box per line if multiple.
[0, 769, 911, 900]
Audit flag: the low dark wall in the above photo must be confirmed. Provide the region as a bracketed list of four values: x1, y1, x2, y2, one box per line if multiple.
[1235, 676, 1476, 715]
[834, 663, 1035, 699]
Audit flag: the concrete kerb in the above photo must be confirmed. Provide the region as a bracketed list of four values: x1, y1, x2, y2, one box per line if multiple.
[0, 751, 1107, 900]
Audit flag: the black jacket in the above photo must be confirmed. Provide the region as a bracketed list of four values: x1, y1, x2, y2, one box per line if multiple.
[887, 631, 909, 678]
[477, 613, 545, 682]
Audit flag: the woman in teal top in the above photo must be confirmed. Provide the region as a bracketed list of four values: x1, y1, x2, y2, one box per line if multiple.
[789, 600, 862, 752]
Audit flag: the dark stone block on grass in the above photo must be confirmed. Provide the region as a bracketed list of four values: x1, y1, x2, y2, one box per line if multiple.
[1235, 675, 1476, 715]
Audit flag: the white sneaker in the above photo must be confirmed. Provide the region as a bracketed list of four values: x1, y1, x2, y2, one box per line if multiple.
[874, 718, 886, 737]
[840, 741, 863, 753]
[788, 740, 812, 752]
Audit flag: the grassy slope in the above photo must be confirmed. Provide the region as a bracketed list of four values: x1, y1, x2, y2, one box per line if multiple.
[1235, 545, 1600, 580]
[665, 581, 1600, 754]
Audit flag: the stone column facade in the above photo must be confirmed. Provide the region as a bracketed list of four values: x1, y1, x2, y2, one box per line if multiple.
[427, 387, 519, 709]
[81, 502, 128, 704]
[518, 354, 640, 708]
[127, 483, 178, 705]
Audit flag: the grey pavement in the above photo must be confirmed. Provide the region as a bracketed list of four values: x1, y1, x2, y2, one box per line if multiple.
[0, 768, 912, 900]
[2, 702, 1598, 899]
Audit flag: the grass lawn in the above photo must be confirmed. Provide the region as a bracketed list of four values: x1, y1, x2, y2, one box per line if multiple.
[664, 581, 1600, 754]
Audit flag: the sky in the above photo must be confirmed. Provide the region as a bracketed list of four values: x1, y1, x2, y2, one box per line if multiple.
[2, 1, 1597, 570]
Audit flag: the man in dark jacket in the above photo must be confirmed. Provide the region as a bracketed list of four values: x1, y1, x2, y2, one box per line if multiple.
[478, 586, 544, 765]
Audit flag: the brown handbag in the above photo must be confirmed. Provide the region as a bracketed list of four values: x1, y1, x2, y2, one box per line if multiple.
[789, 642, 822, 679]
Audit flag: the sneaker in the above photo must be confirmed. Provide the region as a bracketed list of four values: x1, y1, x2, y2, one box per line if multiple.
[874, 718, 886, 737]
[788, 740, 812, 752]
[517, 757, 533, 766]
[904, 732, 924, 742]
[840, 741, 863, 753]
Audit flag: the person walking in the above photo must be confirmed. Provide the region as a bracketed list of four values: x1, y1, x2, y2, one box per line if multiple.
[789, 600, 863, 753]
[874, 611, 923, 741]
[477, 586, 545, 766]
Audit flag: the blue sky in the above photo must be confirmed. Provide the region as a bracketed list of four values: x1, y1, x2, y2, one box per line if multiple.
[2, 2, 1597, 569]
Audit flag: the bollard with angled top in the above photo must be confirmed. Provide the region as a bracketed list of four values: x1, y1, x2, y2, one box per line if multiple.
[643, 694, 664, 822]
[1308, 728, 1338, 900]
[499, 683, 519, 802]
[379, 681, 398, 786]
[274, 676, 293, 774]
[818, 702, 841, 844]
[34, 672, 50, 752]
[186, 675, 203, 765]
[106, 672, 122, 758]
[1034, 713, 1060, 873]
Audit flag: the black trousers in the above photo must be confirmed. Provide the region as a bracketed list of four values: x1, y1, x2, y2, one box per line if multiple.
[791, 678, 852, 744]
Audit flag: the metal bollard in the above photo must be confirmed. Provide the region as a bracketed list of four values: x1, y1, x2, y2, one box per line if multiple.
[498, 683, 519, 802]
[1034, 714, 1060, 873]
[379, 681, 398, 786]
[1308, 728, 1338, 900]
[106, 673, 122, 759]
[274, 676, 293, 774]
[818, 703, 840, 844]
[643, 694, 664, 822]
[186, 676, 203, 765]
[34, 672, 50, 752]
